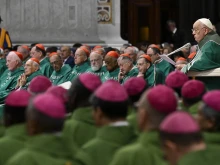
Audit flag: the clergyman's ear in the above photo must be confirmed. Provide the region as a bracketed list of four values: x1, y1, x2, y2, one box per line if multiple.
[93, 106, 104, 126]
[137, 108, 148, 131]
[164, 140, 177, 152]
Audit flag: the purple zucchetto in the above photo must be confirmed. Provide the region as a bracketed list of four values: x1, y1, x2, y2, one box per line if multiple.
[165, 71, 188, 88]
[33, 94, 65, 119]
[147, 85, 177, 114]
[46, 86, 68, 103]
[160, 111, 200, 133]
[28, 76, 52, 94]
[95, 81, 128, 102]
[181, 80, 205, 99]
[5, 90, 31, 107]
[123, 77, 147, 96]
[78, 73, 102, 92]
[203, 90, 220, 112]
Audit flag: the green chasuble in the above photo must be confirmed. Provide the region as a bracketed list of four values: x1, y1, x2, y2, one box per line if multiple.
[50, 65, 72, 85]
[127, 107, 139, 135]
[63, 107, 96, 148]
[6, 134, 76, 165]
[86, 66, 107, 79]
[40, 57, 53, 78]
[181, 31, 220, 90]
[0, 67, 24, 104]
[0, 58, 7, 77]
[120, 67, 139, 84]
[101, 68, 120, 82]
[182, 102, 200, 116]
[178, 146, 220, 165]
[144, 65, 165, 87]
[0, 69, 9, 83]
[75, 124, 137, 165]
[0, 124, 27, 165]
[203, 132, 220, 149]
[67, 62, 90, 81]
[110, 131, 168, 165]
[0, 125, 5, 137]
[21, 70, 43, 90]
[156, 59, 174, 77]
[22, 57, 31, 66]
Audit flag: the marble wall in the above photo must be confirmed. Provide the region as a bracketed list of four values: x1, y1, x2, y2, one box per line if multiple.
[97, 0, 128, 48]
[0, 0, 103, 45]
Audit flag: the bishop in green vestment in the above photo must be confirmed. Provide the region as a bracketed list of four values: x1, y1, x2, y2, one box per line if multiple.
[0, 90, 31, 165]
[15, 58, 42, 90]
[0, 51, 24, 104]
[49, 54, 71, 85]
[67, 48, 90, 81]
[118, 55, 139, 84]
[7, 94, 77, 165]
[147, 45, 174, 77]
[180, 19, 220, 90]
[181, 80, 206, 115]
[136, 54, 165, 87]
[123, 77, 148, 135]
[110, 85, 177, 165]
[75, 80, 137, 165]
[63, 73, 102, 148]
[30, 44, 53, 78]
[102, 51, 120, 82]
[159, 111, 220, 165]
[197, 91, 220, 148]
[86, 51, 107, 79]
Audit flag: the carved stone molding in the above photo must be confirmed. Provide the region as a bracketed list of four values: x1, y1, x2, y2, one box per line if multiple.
[97, 0, 112, 24]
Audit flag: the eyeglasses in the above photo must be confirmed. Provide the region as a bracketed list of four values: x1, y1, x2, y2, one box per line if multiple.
[191, 27, 206, 33]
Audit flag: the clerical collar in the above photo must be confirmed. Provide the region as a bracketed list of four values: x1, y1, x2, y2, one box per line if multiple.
[63, 56, 70, 63]
[173, 28, 177, 34]
[156, 58, 163, 64]
[109, 121, 129, 127]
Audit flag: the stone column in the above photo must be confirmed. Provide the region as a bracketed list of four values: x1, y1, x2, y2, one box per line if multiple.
[97, 0, 128, 48]
[0, 0, 104, 46]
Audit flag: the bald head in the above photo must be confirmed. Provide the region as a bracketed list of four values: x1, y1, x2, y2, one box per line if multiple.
[24, 59, 40, 76]
[74, 48, 88, 65]
[6, 52, 22, 71]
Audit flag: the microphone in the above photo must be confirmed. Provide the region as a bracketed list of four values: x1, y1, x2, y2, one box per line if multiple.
[167, 43, 191, 56]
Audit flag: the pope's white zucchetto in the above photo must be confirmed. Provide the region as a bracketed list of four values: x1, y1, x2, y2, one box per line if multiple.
[198, 18, 213, 29]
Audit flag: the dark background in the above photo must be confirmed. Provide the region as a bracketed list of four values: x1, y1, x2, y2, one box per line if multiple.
[120, 0, 220, 46]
